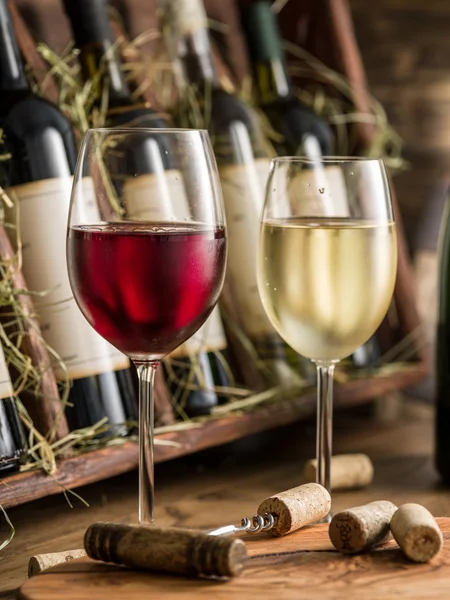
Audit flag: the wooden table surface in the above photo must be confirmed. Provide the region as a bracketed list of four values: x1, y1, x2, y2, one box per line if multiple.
[1, 400, 448, 599]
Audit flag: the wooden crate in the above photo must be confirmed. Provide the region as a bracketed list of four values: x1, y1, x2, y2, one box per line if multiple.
[0, 0, 428, 509]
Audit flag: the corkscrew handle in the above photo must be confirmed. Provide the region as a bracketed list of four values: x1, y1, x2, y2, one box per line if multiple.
[84, 522, 247, 578]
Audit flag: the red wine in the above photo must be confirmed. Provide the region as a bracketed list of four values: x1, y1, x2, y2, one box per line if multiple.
[0, 0, 137, 434]
[67, 223, 227, 362]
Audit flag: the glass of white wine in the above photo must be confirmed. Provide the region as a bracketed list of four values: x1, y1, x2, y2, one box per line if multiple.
[257, 157, 398, 511]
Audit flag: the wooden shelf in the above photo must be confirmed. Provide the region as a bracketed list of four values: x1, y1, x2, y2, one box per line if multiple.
[0, 365, 427, 510]
[0, 0, 429, 513]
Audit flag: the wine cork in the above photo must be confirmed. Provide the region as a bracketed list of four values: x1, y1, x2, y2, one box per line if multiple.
[84, 523, 248, 578]
[28, 549, 87, 577]
[257, 483, 331, 536]
[329, 500, 397, 553]
[304, 454, 374, 490]
[390, 504, 444, 563]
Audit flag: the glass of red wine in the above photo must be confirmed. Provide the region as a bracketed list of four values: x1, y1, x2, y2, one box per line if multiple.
[66, 128, 227, 524]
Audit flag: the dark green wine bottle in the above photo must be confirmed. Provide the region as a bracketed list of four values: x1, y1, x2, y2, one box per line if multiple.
[436, 191, 450, 482]
[241, 1, 333, 157]
[243, 1, 380, 372]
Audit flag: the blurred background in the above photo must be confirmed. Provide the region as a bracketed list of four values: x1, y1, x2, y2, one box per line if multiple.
[15, 0, 450, 245]
[351, 0, 450, 246]
[16, 0, 450, 247]
[0, 0, 446, 506]
[4, 0, 440, 424]
[351, 0, 450, 400]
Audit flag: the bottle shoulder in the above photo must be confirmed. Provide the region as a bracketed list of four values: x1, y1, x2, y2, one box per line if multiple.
[1, 93, 74, 137]
[209, 88, 258, 124]
[107, 103, 170, 129]
[264, 98, 334, 155]
[0, 92, 78, 184]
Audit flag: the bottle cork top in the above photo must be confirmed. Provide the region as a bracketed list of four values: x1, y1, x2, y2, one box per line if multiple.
[164, 0, 209, 36]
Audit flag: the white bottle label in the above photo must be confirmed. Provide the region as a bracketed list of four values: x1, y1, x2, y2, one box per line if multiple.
[71, 177, 101, 225]
[0, 345, 14, 401]
[414, 249, 438, 345]
[285, 165, 349, 219]
[123, 170, 191, 221]
[170, 305, 227, 358]
[219, 158, 275, 337]
[168, 0, 208, 36]
[6, 177, 129, 380]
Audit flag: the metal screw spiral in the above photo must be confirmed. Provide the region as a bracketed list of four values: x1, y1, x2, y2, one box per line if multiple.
[239, 512, 275, 534]
[207, 512, 275, 537]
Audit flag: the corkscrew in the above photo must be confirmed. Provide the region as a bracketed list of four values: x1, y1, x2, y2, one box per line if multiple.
[208, 512, 275, 536]
[27, 484, 332, 581]
[208, 483, 331, 538]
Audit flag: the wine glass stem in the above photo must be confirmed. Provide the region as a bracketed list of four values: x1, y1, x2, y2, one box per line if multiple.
[315, 361, 335, 496]
[135, 361, 158, 525]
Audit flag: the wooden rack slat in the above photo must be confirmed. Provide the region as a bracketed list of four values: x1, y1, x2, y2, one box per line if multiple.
[0, 225, 68, 441]
[0, 365, 426, 510]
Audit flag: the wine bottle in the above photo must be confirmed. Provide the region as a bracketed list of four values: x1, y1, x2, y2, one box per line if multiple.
[0, 344, 27, 474]
[0, 0, 136, 434]
[241, 0, 333, 158]
[62, 0, 167, 129]
[412, 183, 448, 402]
[435, 187, 450, 482]
[243, 2, 380, 371]
[63, 0, 231, 416]
[164, 0, 306, 386]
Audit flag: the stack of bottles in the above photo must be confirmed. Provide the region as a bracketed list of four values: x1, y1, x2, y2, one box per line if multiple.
[0, 0, 384, 474]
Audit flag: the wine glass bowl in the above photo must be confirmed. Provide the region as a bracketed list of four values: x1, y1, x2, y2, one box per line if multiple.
[66, 128, 227, 523]
[257, 157, 397, 499]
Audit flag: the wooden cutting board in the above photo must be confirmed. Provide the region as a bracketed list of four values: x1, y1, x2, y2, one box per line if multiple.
[18, 518, 450, 600]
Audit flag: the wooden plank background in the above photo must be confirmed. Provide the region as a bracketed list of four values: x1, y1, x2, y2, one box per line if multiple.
[349, 0, 450, 247]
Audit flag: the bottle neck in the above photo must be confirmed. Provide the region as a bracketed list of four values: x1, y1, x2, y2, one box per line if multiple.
[254, 59, 293, 105]
[0, 0, 28, 91]
[254, 60, 294, 105]
[242, 1, 294, 104]
[63, 0, 131, 105]
[175, 29, 219, 89]
[165, 0, 220, 89]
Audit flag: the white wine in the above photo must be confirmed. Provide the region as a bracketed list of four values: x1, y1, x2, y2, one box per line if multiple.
[258, 218, 397, 361]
